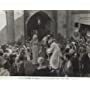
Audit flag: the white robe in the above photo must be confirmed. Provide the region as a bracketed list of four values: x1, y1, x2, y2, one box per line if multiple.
[47, 42, 62, 69]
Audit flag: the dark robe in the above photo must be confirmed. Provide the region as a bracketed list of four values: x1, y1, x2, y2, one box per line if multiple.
[81, 53, 90, 76]
[71, 56, 79, 77]
[32, 66, 50, 76]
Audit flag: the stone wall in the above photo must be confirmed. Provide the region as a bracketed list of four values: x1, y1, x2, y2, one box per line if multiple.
[14, 10, 24, 41]
[57, 10, 67, 38]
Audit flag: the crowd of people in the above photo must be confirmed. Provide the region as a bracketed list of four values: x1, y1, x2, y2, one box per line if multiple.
[0, 28, 90, 77]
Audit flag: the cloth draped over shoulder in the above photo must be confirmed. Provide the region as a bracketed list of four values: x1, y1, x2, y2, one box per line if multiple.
[47, 42, 63, 69]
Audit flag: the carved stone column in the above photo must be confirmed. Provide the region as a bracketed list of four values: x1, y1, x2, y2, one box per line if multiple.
[6, 10, 15, 43]
[66, 10, 72, 38]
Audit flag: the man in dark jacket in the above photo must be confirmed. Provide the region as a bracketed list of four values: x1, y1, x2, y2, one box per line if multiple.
[81, 53, 90, 76]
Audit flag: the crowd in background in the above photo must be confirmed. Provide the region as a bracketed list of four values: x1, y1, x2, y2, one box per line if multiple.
[0, 27, 90, 77]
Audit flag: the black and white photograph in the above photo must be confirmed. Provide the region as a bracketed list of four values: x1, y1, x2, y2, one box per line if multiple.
[0, 10, 90, 77]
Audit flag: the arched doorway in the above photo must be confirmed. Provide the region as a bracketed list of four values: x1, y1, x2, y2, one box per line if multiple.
[26, 11, 52, 41]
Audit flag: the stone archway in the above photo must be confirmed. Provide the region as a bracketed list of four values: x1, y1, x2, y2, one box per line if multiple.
[26, 11, 52, 41]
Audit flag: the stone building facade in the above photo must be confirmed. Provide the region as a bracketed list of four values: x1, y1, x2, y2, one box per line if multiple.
[0, 10, 90, 44]
[24, 10, 72, 39]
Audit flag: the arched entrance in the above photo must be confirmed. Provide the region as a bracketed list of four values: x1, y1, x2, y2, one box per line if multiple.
[26, 11, 52, 41]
